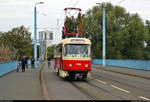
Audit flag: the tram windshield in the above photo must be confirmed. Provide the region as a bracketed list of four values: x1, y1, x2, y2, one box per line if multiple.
[64, 44, 90, 57]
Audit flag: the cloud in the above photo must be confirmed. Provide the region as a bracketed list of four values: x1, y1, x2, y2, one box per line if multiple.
[0, 0, 150, 44]
[0, 0, 34, 6]
[0, 12, 31, 19]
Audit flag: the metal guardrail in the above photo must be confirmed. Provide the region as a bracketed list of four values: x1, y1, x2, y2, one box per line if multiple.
[92, 59, 150, 71]
[0, 61, 19, 76]
[1, 59, 149, 76]
[0, 60, 32, 76]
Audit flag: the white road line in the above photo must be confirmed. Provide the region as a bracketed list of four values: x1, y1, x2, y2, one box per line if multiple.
[111, 85, 130, 93]
[139, 96, 150, 100]
[95, 79, 107, 84]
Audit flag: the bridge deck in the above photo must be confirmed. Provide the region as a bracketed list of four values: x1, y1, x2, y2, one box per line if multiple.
[0, 63, 150, 100]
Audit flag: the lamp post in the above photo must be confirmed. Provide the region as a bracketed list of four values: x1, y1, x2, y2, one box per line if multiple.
[96, 3, 106, 66]
[34, 2, 44, 68]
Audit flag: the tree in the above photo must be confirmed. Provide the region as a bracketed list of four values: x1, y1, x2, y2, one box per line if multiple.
[81, 3, 149, 59]
[62, 13, 82, 39]
[47, 45, 55, 59]
[144, 20, 150, 59]
[0, 25, 33, 61]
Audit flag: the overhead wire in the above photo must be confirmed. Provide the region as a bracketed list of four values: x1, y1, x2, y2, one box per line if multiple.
[57, 0, 80, 34]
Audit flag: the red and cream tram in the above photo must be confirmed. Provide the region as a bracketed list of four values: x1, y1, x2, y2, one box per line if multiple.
[54, 37, 91, 79]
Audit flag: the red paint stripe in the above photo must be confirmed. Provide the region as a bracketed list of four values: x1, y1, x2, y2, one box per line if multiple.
[62, 60, 91, 71]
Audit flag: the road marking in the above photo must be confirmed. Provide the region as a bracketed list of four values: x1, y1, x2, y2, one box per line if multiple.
[139, 96, 150, 100]
[95, 79, 107, 84]
[111, 85, 130, 93]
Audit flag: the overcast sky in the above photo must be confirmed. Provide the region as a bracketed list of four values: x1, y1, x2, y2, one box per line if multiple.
[0, 0, 150, 44]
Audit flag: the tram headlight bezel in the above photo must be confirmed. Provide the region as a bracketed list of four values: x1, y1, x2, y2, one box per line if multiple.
[69, 64, 72, 67]
[85, 64, 88, 67]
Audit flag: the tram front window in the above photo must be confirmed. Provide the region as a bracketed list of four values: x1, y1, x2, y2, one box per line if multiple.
[64, 44, 90, 57]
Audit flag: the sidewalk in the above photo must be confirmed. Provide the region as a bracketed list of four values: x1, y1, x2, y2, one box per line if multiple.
[0, 67, 43, 100]
[92, 64, 150, 80]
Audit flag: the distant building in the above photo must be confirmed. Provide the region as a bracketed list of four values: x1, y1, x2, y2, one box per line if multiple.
[39, 30, 53, 47]
[39, 30, 54, 61]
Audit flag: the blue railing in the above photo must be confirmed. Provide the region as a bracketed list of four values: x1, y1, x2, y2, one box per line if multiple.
[28, 60, 31, 65]
[0, 59, 32, 76]
[92, 59, 150, 71]
[0, 61, 19, 76]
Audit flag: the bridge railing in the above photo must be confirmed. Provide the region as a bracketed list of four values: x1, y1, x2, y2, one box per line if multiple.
[0, 60, 32, 76]
[0, 61, 18, 76]
[92, 59, 150, 71]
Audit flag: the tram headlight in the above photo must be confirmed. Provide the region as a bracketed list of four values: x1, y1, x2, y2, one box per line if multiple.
[69, 64, 72, 67]
[85, 64, 88, 67]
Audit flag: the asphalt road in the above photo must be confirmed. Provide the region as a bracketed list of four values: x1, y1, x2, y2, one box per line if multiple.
[44, 61, 150, 100]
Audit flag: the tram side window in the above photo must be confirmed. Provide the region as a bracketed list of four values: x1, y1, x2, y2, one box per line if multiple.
[64, 45, 68, 56]
[56, 45, 62, 56]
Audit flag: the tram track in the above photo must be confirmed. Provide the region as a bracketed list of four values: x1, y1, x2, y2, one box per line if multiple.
[90, 70, 150, 100]
[67, 69, 127, 100]
[42, 61, 150, 100]
[69, 78, 125, 100]
[70, 81, 97, 100]
[85, 80, 125, 100]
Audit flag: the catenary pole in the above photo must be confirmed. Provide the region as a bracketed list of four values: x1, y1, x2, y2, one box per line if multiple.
[34, 5, 37, 68]
[96, 3, 106, 66]
[102, 7, 106, 66]
[34, 2, 44, 68]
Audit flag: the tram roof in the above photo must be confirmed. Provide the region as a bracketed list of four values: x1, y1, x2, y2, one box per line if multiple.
[60, 37, 91, 45]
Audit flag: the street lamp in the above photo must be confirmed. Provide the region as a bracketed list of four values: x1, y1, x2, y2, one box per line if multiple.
[96, 2, 106, 66]
[34, 2, 44, 68]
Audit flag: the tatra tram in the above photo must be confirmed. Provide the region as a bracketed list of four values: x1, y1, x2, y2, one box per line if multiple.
[54, 8, 91, 79]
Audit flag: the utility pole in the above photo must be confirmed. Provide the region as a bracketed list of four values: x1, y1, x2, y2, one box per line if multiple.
[96, 3, 106, 66]
[102, 7, 106, 66]
[34, 2, 44, 68]
[39, 32, 41, 63]
[46, 33, 47, 61]
[41, 32, 43, 62]
[34, 4, 37, 68]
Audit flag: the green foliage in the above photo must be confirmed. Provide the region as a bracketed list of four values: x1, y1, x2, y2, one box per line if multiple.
[0, 25, 33, 61]
[47, 45, 55, 59]
[81, 3, 149, 60]
[144, 20, 150, 59]
[62, 13, 82, 39]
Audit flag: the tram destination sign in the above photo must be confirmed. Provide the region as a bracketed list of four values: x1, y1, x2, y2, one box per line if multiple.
[70, 39, 85, 43]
